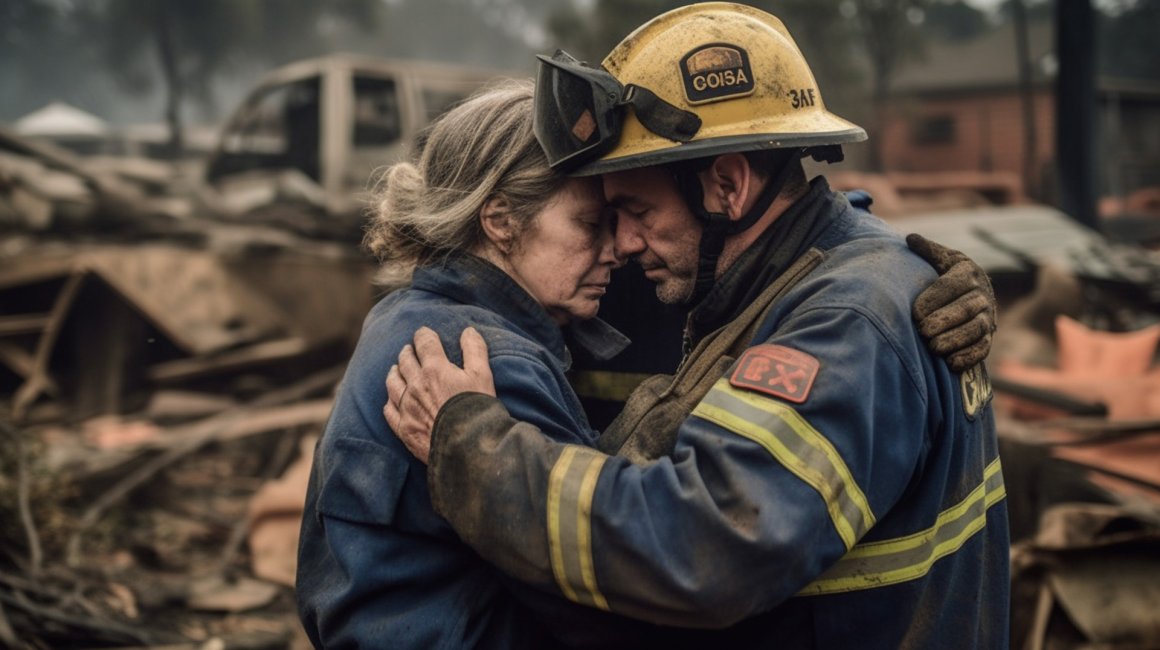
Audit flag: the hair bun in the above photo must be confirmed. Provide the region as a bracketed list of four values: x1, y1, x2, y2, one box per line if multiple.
[365, 162, 424, 260]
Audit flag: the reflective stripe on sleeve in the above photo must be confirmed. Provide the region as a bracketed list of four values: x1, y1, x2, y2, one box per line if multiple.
[692, 379, 875, 550]
[547, 445, 611, 610]
[799, 457, 1006, 595]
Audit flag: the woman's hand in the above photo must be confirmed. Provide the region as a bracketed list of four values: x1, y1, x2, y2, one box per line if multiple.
[907, 234, 997, 372]
[385, 326, 495, 464]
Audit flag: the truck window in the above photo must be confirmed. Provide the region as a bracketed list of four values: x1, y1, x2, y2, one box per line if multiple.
[352, 77, 402, 147]
[346, 75, 406, 190]
[207, 76, 322, 182]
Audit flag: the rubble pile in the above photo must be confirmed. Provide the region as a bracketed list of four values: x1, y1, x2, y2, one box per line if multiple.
[0, 371, 336, 648]
[1, 128, 373, 647]
[985, 265, 1160, 649]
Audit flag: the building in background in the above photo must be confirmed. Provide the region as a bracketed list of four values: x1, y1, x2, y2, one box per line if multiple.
[879, 21, 1055, 197]
[878, 17, 1160, 219]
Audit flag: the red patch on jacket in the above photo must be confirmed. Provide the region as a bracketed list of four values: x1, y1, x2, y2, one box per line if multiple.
[730, 344, 820, 404]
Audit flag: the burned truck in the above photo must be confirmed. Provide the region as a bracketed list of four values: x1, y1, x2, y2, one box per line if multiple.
[0, 55, 513, 421]
[201, 54, 510, 238]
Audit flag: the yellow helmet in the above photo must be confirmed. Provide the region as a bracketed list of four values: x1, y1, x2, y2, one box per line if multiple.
[533, 2, 866, 176]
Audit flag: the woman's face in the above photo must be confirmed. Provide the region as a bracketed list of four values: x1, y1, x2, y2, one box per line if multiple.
[506, 177, 620, 325]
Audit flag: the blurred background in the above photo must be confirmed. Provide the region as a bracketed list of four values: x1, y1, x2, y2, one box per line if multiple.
[1, 1, 1158, 648]
[3, 0, 1158, 213]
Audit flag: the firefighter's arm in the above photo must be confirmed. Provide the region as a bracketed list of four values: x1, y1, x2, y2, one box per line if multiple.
[387, 326, 710, 646]
[907, 234, 997, 371]
[416, 307, 928, 628]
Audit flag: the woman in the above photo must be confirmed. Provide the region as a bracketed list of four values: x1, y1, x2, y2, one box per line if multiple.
[296, 81, 632, 649]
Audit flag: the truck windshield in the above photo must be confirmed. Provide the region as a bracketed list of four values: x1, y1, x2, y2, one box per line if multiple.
[207, 76, 322, 182]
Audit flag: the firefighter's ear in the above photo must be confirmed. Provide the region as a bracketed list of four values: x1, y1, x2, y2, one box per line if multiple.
[702, 153, 751, 221]
[480, 195, 516, 255]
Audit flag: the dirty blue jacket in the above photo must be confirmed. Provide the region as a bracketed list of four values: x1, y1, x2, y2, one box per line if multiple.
[424, 182, 1011, 648]
[297, 252, 641, 649]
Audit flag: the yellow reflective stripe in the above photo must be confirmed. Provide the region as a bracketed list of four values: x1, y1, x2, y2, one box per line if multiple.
[546, 445, 610, 610]
[799, 457, 1006, 596]
[547, 447, 580, 603]
[570, 370, 654, 402]
[576, 456, 606, 609]
[832, 459, 1005, 559]
[692, 379, 874, 549]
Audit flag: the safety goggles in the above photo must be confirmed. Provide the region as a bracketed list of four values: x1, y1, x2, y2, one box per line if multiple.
[533, 50, 702, 172]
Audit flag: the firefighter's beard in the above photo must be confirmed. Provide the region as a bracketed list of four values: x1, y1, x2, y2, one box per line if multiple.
[655, 273, 696, 305]
[637, 249, 698, 305]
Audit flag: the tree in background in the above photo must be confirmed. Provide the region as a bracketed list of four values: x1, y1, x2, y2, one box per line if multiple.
[93, 1, 255, 157]
[996, 0, 1054, 24]
[848, 0, 930, 169]
[248, 0, 384, 66]
[92, 0, 382, 157]
[1099, 0, 1160, 81]
[922, 0, 991, 41]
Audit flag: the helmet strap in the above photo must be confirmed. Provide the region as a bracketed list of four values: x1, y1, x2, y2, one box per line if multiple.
[690, 212, 731, 305]
[672, 151, 801, 305]
[620, 84, 702, 143]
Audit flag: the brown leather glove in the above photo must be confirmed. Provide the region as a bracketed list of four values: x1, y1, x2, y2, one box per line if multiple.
[906, 233, 997, 372]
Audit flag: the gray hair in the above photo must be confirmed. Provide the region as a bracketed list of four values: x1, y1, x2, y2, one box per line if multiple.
[363, 79, 567, 288]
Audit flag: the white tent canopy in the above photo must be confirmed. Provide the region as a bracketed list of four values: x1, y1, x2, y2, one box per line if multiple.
[14, 102, 110, 138]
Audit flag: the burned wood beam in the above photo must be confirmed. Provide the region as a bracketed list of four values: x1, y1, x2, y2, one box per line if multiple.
[12, 272, 84, 421]
[0, 600, 20, 649]
[16, 430, 42, 576]
[147, 337, 312, 384]
[0, 314, 51, 336]
[65, 366, 341, 566]
[0, 342, 38, 381]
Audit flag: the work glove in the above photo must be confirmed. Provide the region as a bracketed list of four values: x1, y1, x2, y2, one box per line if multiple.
[907, 233, 997, 372]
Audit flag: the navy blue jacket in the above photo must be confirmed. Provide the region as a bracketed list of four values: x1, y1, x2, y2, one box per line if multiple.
[297, 253, 634, 649]
[424, 181, 1011, 648]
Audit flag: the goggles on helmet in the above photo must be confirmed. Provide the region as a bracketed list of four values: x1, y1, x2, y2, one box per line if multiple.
[533, 49, 702, 173]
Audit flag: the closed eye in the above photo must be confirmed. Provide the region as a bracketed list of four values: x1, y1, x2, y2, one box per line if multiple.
[614, 205, 647, 220]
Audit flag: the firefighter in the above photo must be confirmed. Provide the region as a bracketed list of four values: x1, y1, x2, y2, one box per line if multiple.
[387, 3, 1008, 648]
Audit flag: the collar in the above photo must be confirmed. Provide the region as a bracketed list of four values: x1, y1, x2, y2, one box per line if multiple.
[412, 252, 628, 366]
[567, 317, 631, 362]
[686, 176, 847, 346]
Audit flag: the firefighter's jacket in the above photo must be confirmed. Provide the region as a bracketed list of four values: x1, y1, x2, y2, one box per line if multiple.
[425, 179, 1011, 648]
[297, 252, 679, 649]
